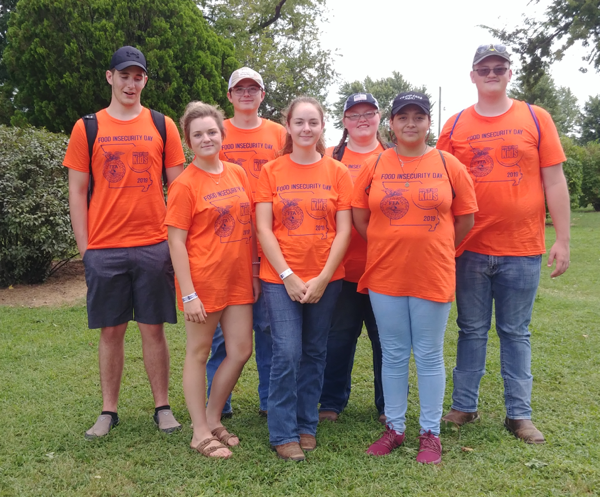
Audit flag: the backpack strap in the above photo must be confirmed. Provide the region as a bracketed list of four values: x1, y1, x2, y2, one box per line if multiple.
[82, 113, 98, 207]
[150, 109, 168, 185]
[448, 110, 464, 140]
[365, 152, 384, 196]
[437, 150, 456, 199]
[526, 103, 541, 151]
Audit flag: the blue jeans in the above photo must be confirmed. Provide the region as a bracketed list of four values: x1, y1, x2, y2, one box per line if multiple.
[369, 291, 451, 435]
[319, 280, 384, 415]
[206, 293, 272, 413]
[263, 279, 342, 446]
[452, 250, 542, 419]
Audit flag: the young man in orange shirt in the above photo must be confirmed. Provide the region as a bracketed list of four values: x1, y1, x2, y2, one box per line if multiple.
[206, 67, 286, 417]
[64, 46, 185, 439]
[437, 44, 571, 444]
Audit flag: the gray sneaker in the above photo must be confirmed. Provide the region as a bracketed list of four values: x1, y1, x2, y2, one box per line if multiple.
[85, 414, 118, 440]
[153, 409, 182, 434]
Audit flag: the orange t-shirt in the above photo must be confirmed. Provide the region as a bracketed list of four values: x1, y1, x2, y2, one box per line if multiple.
[164, 162, 254, 312]
[352, 149, 478, 302]
[325, 144, 385, 283]
[219, 118, 286, 256]
[63, 108, 185, 249]
[437, 100, 566, 257]
[255, 154, 353, 284]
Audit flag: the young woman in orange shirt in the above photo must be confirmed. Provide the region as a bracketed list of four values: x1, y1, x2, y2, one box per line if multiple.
[165, 102, 260, 459]
[352, 92, 477, 464]
[255, 96, 353, 461]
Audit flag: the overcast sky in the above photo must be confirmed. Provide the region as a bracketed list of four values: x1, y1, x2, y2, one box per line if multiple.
[319, 0, 598, 145]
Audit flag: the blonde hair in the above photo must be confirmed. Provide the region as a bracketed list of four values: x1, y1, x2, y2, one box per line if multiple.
[280, 96, 326, 156]
[180, 101, 226, 148]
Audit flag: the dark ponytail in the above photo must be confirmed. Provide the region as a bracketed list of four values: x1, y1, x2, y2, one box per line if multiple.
[332, 128, 349, 159]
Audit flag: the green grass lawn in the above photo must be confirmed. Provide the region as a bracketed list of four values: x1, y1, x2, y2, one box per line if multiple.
[1, 210, 599, 496]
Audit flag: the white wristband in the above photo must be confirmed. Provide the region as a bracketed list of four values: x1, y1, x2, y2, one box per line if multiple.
[279, 268, 294, 280]
[182, 292, 198, 304]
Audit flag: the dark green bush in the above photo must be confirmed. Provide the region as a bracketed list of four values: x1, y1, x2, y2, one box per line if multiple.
[562, 156, 583, 209]
[580, 142, 600, 211]
[0, 125, 75, 286]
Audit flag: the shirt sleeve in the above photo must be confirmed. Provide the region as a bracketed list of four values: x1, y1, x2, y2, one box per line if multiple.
[165, 178, 194, 231]
[336, 164, 353, 211]
[255, 162, 275, 203]
[351, 155, 377, 209]
[445, 153, 478, 216]
[62, 119, 90, 173]
[533, 105, 567, 168]
[436, 115, 458, 155]
[164, 116, 186, 168]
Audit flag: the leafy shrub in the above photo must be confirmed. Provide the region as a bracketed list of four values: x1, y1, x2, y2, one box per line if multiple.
[580, 142, 600, 211]
[562, 156, 583, 209]
[0, 125, 75, 286]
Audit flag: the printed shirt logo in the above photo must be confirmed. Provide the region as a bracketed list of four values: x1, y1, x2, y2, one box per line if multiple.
[210, 194, 252, 243]
[279, 191, 329, 239]
[101, 144, 153, 191]
[380, 181, 444, 231]
[465, 130, 526, 186]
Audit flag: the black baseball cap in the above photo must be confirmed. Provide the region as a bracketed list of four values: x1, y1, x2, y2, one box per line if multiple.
[110, 46, 147, 72]
[391, 92, 430, 117]
[344, 93, 379, 113]
[473, 43, 511, 66]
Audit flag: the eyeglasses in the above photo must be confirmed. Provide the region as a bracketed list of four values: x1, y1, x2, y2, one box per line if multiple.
[476, 43, 507, 54]
[231, 86, 261, 96]
[344, 111, 379, 121]
[473, 67, 509, 77]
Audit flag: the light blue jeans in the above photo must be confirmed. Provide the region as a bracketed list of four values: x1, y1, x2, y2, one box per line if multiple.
[262, 280, 342, 446]
[206, 293, 272, 413]
[369, 291, 451, 435]
[452, 250, 541, 419]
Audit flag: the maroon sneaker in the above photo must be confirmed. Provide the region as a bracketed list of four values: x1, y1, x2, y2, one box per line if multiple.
[416, 431, 442, 464]
[366, 427, 405, 456]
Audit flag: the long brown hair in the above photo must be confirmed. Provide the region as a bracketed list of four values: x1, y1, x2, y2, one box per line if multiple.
[280, 96, 326, 156]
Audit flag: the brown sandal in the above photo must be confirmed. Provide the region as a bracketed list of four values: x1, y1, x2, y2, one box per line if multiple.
[192, 436, 231, 458]
[211, 426, 239, 446]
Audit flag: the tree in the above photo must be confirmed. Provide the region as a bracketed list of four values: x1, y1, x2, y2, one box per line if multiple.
[486, 0, 600, 94]
[581, 95, 600, 144]
[331, 72, 432, 144]
[508, 72, 582, 137]
[0, 0, 17, 125]
[198, 0, 337, 122]
[4, 0, 237, 133]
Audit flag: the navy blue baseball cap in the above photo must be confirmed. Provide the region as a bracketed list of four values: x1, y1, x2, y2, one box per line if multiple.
[344, 93, 379, 113]
[391, 92, 430, 117]
[110, 46, 147, 72]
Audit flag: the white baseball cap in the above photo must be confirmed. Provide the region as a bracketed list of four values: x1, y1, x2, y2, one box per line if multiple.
[228, 67, 264, 90]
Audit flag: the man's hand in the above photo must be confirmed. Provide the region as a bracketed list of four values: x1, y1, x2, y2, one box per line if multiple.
[547, 240, 570, 278]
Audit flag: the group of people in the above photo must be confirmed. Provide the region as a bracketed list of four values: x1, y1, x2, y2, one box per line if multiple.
[64, 43, 571, 464]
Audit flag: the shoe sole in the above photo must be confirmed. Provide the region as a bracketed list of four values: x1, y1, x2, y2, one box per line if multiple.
[153, 415, 182, 434]
[441, 412, 480, 429]
[503, 421, 546, 444]
[84, 419, 119, 440]
[271, 446, 306, 462]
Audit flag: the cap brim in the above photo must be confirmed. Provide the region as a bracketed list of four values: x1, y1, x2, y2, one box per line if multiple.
[392, 102, 430, 116]
[113, 61, 147, 72]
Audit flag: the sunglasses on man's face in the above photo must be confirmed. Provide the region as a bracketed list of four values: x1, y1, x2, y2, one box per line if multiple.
[473, 67, 509, 77]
